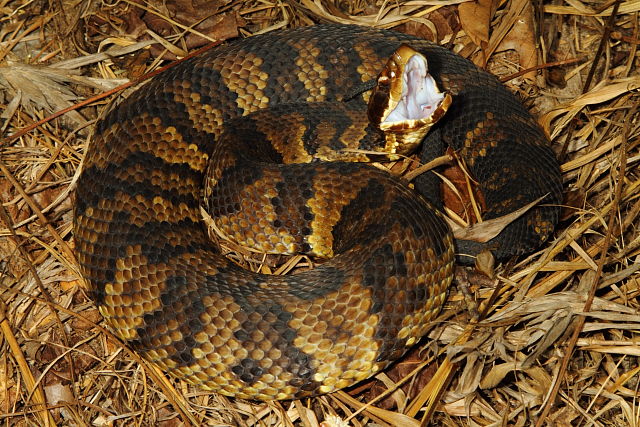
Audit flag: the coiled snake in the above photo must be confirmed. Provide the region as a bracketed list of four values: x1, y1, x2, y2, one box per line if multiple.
[74, 24, 562, 400]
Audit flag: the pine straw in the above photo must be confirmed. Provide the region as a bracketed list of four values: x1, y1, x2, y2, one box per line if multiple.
[1, 0, 639, 425]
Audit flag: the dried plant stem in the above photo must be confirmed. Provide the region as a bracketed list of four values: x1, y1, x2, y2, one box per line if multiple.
[535, 98, 635, 426]
[0, 299, 57, 427]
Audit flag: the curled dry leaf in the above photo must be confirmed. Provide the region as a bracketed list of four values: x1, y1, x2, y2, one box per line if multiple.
[450, 195, 547, 242]
[474, 250, 495, 279]
[441, 396, 481, 417]
[479, 362, 520, 389]
[522, 310, 576, 368]
[458, 352, 484, 395]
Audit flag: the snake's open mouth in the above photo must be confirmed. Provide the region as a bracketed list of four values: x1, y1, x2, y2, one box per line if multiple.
[382, 49, 449, 124]
[368, 44, 452, 154]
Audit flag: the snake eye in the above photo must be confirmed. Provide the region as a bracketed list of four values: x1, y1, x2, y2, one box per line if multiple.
[378, 75, 390, 86]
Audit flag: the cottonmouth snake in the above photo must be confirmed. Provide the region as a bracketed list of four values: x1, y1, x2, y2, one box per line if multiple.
[74, 24, 562, 400]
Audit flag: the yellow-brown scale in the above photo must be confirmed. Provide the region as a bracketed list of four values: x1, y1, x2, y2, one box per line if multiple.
[74, 24, 561, 400]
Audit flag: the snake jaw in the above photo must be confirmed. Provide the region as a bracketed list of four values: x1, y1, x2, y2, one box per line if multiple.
[385, 51, 444, 123]
[369, 44, 452, 155]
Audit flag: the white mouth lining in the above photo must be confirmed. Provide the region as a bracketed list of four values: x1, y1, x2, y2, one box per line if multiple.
[383, 54, 445, 124]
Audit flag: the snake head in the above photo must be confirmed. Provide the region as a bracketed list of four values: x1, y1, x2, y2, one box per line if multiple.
[368, 44, 452, 155]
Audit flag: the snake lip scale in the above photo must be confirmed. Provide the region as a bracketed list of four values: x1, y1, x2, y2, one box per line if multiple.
[74, 24, 562, 401]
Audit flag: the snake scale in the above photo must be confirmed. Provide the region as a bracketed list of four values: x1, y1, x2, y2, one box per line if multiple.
[74, 24, 562, 400]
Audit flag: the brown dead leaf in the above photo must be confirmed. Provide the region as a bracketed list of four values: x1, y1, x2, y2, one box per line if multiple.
[356, 345, 438, 411]
[157, 406, 189, 427]
[125, 0, 241, 59]
[493, 0, 538, 81]
[152, 13, 241, 59]
[123, 5, 148, 39]
[123, 49, 152, 80]
[40, 339, 100, 385]
[475, 250, 495, 279]
[522, 310, 576, 368]
[561, 187, 585, 221]
[441, 149, 486, 226]
[540, 77, 640, 139]
[70, 308, 102, 332]
[398, 7, 460, 43]
[458, 0, 498, 53]
[0, 237, 29, 278]
[458, 352, 484, 394]
[442, 397, 481, 417]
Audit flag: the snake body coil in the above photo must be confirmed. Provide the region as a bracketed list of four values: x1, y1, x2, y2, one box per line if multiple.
[74, 25, 561, 400]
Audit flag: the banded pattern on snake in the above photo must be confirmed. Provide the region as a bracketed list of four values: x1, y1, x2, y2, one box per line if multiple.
[74, 24, 562, 400]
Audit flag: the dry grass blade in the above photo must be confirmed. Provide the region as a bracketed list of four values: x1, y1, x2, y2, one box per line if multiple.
[537, 79, 637, 426]
[540, 77, 640, 139]
[450, 195, 548, 242]
[336, 391, 420, 426]
[0, 64, 90, 129]
[294, 0, 467, 28]
[0, 299, 57, 426]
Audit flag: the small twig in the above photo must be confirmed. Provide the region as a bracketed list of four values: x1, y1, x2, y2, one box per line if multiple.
[403, 154, 452, 182]
[499, 56, 585, 83]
